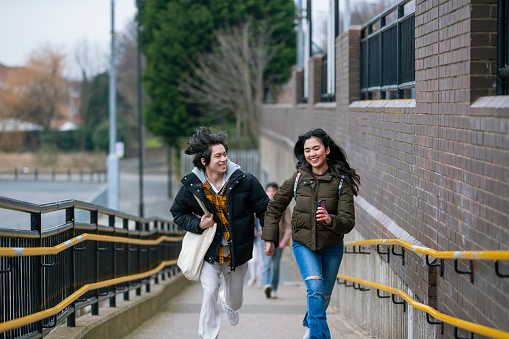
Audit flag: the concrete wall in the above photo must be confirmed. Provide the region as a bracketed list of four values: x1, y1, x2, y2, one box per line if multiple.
[259, 0, 509, 337]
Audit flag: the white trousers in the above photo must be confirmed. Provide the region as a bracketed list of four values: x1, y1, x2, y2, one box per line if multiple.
[199, 261, 248, 339]
[248, 237, 263, 285]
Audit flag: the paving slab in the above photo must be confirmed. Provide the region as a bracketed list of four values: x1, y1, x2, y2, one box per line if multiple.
[124, 249, 371, 339]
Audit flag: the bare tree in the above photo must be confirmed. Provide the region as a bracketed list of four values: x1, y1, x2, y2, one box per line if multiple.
[179, 19, 281, 147]
[116, 21, 147, 155]
[350, 0, 401, 26]
[74, 38, 106, 81]
[117, 21, 139, 109]
[74, 38, 107, 149]
[7, 45, 68, 131]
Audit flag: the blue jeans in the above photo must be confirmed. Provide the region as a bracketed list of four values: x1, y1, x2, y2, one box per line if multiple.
[261, 240, 283, 291]
[293, 240, 344, 339]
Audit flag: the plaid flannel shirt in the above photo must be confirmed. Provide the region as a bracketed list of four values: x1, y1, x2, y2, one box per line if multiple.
[202, 181, 230, 265]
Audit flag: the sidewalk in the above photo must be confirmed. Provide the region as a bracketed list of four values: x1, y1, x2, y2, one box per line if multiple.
[120, 162, 370, 338]
[123, 249, 370, 339]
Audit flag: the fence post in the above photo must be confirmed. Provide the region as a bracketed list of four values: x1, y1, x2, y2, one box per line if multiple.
[34, 168, 38, 180]
[136, 220, 142, 296]
[66, 207, 77, 327]
[123, 218, 130, 301]
[170, 221, 175, 277]
[145, 221, 151, 294]
[14, 167, 18, 180]
[109, 215, 116, 308]
[397, 4, 403, 99]
[31, 211, 43, 335]
[67, 169, 71, 181]
[51, 168, 56, 181]
[91, 210, 99, 316]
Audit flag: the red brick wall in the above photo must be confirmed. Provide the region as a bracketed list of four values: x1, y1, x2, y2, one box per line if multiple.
[416, 0, 509, 336]
[308, 54, 323, 105]
[261, 0, 509, 337]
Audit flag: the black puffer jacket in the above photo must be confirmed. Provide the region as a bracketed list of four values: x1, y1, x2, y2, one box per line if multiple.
[171, 167, 269, 270]
[262, 168, 355, 250]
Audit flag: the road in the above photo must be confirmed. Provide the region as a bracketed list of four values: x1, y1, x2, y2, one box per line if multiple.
[0, 161, 174, 230]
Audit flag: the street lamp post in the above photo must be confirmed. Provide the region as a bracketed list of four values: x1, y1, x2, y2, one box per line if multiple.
[137, 0, 144, 217]
[107, 0, 119, 210]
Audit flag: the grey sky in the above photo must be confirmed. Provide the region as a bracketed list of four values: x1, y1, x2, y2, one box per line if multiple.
[0, 0, 136, 68]
[0, 0, 374, 76]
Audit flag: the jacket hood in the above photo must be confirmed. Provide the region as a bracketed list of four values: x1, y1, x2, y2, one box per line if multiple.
[191, 160, 241, 184]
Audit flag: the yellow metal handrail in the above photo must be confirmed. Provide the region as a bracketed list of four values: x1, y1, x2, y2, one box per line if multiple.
[0, 259, 178, 333]
[0, 233, 184, 257]
[337, 273, 509, 339]
[344, 239, 509, 261]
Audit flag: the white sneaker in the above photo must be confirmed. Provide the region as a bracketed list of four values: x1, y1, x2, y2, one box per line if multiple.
[264, 284, 272, 298]
[271, 290, 278, 298]
[219, 290, 239, 326]
[303, 327, 310, 339]
[247, 278, 256, 286]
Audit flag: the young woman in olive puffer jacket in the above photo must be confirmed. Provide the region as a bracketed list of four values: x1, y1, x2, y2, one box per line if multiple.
[262, 128, 360, 339]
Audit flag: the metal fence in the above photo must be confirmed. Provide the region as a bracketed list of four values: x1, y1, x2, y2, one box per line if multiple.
[0, 196, 183, 338]
[360, 0, 415, 100]
[180, 149, 260, 179]
[497, 0, 509, 95]
[0, 167, 106, 182]
[321, 55, 335, 102]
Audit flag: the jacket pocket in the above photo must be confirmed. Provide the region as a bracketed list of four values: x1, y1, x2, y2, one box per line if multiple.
[292, 213, 299, 233]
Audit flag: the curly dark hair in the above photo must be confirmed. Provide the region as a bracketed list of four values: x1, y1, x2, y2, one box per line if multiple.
[185, 126, 228, 170]
[293, 128, 360, 195]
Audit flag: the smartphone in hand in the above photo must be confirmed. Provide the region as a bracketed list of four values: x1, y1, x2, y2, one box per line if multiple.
[318, 200, 326, 209]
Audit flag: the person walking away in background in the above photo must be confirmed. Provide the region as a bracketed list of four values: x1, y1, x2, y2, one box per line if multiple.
[171, 126, 269, 339]
[261, 182, 291, 298]
[247, 217, 263, 287]
[262, 128, 360, 339]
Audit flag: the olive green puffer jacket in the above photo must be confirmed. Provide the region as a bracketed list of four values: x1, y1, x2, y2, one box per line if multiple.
[262, 168, 355, 250]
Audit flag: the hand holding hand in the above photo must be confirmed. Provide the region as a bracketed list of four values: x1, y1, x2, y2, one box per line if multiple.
[264, 241, 275, 256]
[316, 207, 331, 225]
[199, 213, 215, 229]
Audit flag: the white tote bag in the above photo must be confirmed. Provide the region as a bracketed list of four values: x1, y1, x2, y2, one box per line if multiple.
[177, 195, 217, 281]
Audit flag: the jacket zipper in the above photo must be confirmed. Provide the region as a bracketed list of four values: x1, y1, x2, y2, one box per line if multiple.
[226, 176, 236, 272]
[314, 180, 319, 250]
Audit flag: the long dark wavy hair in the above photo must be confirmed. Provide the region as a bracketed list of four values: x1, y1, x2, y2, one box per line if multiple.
[294, 128, 360, 195]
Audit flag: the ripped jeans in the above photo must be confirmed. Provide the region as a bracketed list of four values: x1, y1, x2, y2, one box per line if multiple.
[292, 240, 344, 339]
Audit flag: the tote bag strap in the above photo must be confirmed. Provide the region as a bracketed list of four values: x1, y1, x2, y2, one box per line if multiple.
[193, 194, 211, 217]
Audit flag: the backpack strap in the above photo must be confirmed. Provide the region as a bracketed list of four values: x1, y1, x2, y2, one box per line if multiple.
[338, 175, 344, 195]
[294, 172, 344, 199]
[293, 171, 301, 200]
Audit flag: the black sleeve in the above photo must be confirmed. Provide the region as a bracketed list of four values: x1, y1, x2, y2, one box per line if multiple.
[170, 186, 203, 234]
[246, 174, 270, 227]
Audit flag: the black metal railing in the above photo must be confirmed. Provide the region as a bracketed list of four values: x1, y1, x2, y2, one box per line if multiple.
[321, 55, 335, 102]
[301, 69, 307, 103]
[0, 167, 106, 182]
[321, 54, 328, 101]
[0, 196, 184, 338]
[497, 0, 509, 95]
[360, 0, 415, 100]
